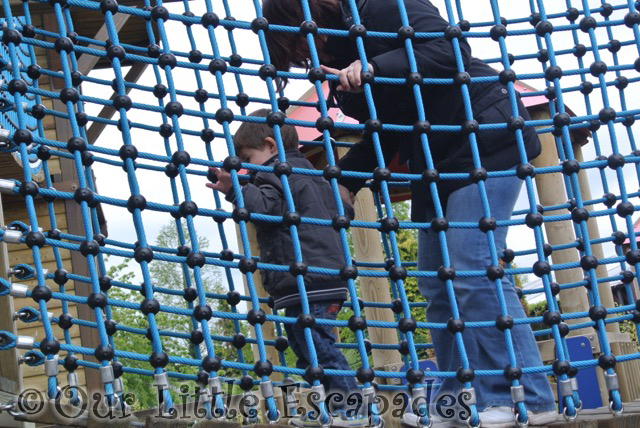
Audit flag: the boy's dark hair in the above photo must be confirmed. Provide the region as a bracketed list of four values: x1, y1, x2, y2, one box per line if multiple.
[233, 109, 299, 152]
[262, 0, 340, 71]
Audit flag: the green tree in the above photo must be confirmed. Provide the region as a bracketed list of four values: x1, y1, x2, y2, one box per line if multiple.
[106, 221, 251, 410]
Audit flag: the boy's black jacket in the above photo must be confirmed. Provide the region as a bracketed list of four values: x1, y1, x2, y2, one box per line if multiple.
[226, 150, 349, 310]
[327, 0, 541, 220]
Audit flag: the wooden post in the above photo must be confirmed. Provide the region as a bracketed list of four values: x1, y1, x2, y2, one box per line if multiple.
[235, 226, 282, 382]
[530, 110, 594, 336]
[335, 142, 404, 372]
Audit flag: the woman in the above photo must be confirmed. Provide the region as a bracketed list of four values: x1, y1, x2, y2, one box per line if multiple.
[263, 0, 558, 427]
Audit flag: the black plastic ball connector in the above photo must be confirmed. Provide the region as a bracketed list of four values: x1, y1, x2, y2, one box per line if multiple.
[340, 265, 358, 280]
[308, 67, 326, 83]
[183, 287, 197, 303]
[153, 84, 167, 99]
[164, 101, 183, 118]
[202, 356, 221, 373]
[489, 24, 507, 41]
[232, 333, 246, 349]
[87, 292, 107, 310]
[437, 266, 456, 282]
[274, 336, 289, 352]
[589, 305, 607, 321]
[486, 265, 505, 281]
[94, 344, 114, 361]
[104, 320, 117, 336]
[580, 255, 598, 271]
[589, 61, 608, 77]
[25, 231, 45, 249]
[615, 76, 629, 91]
[532, 260, 551, 278]
[545, 66, 563, 81]
[289, 262, 307, 277]
[267, 112, 286, 129]
[380, 217, 399, 233]
[247, 308, 267, 326]
[535, 21, 553, 37]
[234, 93, 250, 109]
[254, 360, 273, 377]
[391, 298, 404, 314]
[495, 315, 514, 331]
[305, 365, 324, 382]
[54, 269, 69, 285]
[126, 194, 147, 213]
[469, 167, 487, 183]
[627, 249, 640, 265]
[99, 276, 112, 292]
[119, 144, 138, 161]
[186, 252, 206, 269]
[566, 7, 580, 22]
[447, 317, 465, 334]
[621, 270, 635, 284]
[188, 49, 203, 64]
[58, 314, 73, 330]
[503, 365, 522, 381]
[134, 247, 154, 263]
[6, 79, 27, 97]
[348, 23, 366, 39]
[99, 0, 118, 14]
[617, 201, 635, 218]
[19, 181, 39, 198]
[31, 285, 52, 303]
[219, 249, 234, 262]
[598, 354, 616, 369]
[138, 298, 159, 316]
[348, 315, 367, 332]
[297, 313, 316, 329]
[192, 305, 212, 322]
[40, 339, 60, 355]
[625, 12, 640, 28]
[571, 207, 589, 223]
[228, 53, 243, 67]
[389, 266, 407, 281]
[201, 12, 219, 28]
[398, 340, 410, 355]
[456, 368, 475, 383]
[208, 58, 227, 75]
[398, 317, 417, 333]
[552, 360, 570, 376]
[216, 108, 234, 124]
[63, 354, 79, 371]
[543, 310, 562, 326]
[176, 245, 190, 257]
[149, 352, 169, 369]
[580, 16, 597, 33]
[47, 229, 61, 241]
[2, 29, 21, 47]
[501, 249, 515, 264]
[315, 116, 334, 132]
[478, 217, 497, 233]
[356, 367, 375, 383]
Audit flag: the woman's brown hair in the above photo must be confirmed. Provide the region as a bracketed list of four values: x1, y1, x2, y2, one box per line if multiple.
[262, 0, 340, 71]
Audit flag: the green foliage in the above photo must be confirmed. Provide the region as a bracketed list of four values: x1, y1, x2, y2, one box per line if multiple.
[106, 221, 251, 410]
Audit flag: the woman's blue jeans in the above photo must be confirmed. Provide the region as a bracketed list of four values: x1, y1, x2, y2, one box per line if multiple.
[417, 173, 556, 412]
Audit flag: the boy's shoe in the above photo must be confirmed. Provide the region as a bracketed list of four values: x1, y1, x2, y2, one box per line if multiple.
[478, 407, 514, 428]
[331, 413, 371, 427]
[288, 412, 333, 427]
[527, 410, 559, 426]
[402, 412, 466, 427]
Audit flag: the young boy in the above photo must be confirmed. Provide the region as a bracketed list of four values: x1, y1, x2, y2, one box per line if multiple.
[207, 109, 365, 426]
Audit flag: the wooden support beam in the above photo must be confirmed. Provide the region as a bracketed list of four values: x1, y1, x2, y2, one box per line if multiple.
[530, 109, 594, 336]
[85, 61, 148, 144]
[0, 194, 23, 395]
[75, 13, 131, 76]
[235, 226, 282, 382]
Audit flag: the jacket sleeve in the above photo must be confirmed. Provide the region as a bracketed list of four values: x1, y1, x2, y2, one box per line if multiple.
[337, 134, 400, 194]
[368, 0, 472, 78]
[225, 176, 284, 218]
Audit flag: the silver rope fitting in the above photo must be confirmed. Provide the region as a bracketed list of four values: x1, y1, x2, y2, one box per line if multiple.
[113, 378, 123, 395]
[558, 379, 573, 398]
[461, 387, 477, 406]
[9, 283, 28, 298]
[208, 376, 222, 395]
[0, 179, 16, 195]
[3, 227, 22, 244]
[0, 130, 9, 145]
[310, 384, 326, 404]
[100, 365, 114, 384]
[510, 385, 525, 404]
[571, 377, 579, 391]
[15, 335, 34, 350]
[605, 372, 619, 391]
[260, 381, 274, 399]
[67, 372, 78, 388]
[153, 372, 169, 391]
[44, 355, 59, 377]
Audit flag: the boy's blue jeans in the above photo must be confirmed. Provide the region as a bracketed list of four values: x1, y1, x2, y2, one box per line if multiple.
[417, 173, 556, 412]
[284, 301, 358, 411]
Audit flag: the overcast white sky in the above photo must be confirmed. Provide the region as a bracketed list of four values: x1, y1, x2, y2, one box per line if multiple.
[79, 0, 640, 296]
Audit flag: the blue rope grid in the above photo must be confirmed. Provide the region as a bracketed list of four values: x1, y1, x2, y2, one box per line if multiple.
[0, 0, 639, 426]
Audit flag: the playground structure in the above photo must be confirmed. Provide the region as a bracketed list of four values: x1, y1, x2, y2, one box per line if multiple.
[0, 0, 639, 426]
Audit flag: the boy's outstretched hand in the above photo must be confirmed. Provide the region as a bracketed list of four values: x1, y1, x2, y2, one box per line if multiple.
[206, 167, 232, 194]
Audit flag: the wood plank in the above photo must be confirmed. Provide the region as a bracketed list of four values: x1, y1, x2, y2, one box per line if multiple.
[75, 13, 131, 76]
[85, 62, 148, 144]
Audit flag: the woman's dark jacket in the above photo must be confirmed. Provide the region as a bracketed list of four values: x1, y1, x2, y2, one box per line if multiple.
[329, 0, 541, 220]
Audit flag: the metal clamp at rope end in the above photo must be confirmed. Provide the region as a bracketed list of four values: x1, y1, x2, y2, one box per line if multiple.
[402, 411, 431, 428]
[609, 401, 623, 417]
[465, 413, 482, 428]
[369, 415, 385, 428]
[512, 408, 528, 428]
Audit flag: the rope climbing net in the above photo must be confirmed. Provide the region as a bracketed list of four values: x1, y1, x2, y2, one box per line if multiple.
[1, 0, 640, 426]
